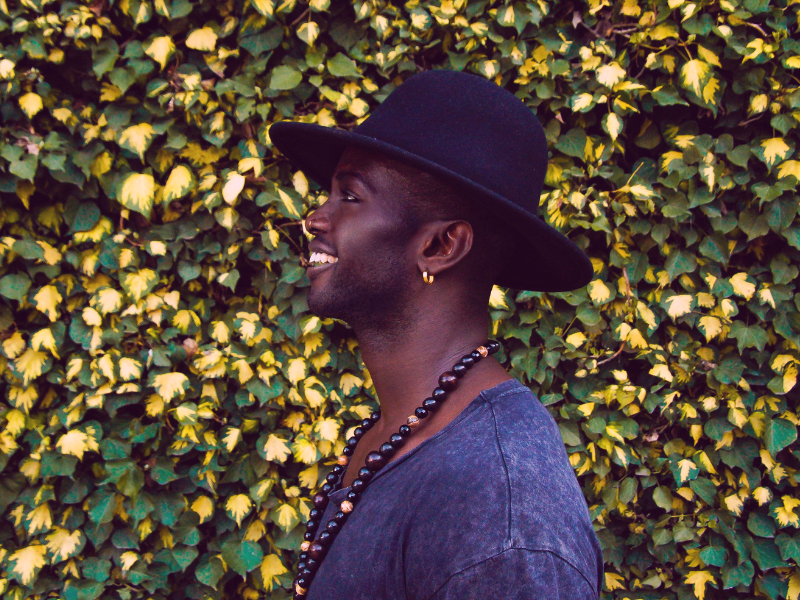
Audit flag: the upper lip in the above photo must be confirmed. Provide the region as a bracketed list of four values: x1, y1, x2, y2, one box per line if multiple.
[308, 242, 337, 257]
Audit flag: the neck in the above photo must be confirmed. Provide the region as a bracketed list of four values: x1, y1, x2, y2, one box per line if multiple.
[352, 296, 504, 429]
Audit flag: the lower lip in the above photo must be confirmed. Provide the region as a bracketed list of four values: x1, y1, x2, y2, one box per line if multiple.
[306, 261, 337, 279]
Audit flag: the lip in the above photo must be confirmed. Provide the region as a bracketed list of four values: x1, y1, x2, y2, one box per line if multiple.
[306, 260, 336, 280]
[306, 242, 338, 280]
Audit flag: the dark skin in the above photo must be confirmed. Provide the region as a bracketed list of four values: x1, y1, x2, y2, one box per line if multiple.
[303, 147, 511, 488]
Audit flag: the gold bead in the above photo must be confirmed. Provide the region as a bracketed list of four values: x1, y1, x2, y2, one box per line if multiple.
[477, 346, 488, 357]
[296, 584, 308, 595]
[407, 415, 420, 428]
[300, 541, 311, 552]
[340, 500, 353, 513]
[338, 455, 349, 465]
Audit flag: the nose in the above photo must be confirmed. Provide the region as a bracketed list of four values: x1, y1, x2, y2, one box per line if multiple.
[304, 204, 330, 237]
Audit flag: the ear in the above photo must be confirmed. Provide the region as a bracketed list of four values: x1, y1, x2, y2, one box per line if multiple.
[416, 220, 474, 278]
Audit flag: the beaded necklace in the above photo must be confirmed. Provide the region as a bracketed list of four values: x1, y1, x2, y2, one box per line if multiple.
[292, 340, 502, 599]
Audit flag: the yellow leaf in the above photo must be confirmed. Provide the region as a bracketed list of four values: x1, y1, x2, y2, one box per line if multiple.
[788, 570, 800, 600]
[147, 241, 167, 256]
[26, 503, 52, 534]
[232, 359, 254, 384]
[680, 59, 710, 96]
[15, 348, 49, 386]
[163, 164, 195, 203]
[489, 286, 508, 309]
[0, 58, 16, 78]
[777, 160, 800, 180]
[9, 386, 38, 413]
[9, 544, 47, 585]
[18, 93, 43, 118]
[729, 272, 755, 300]
[226, 494, 252, 526]
[5, 409, 26, 436]
[191, 496, 214, 523]
[153, 372, 189, 401]
[263, 434, 291, 463]
[697, 45, 721, 67]
[287, 357, 307, 385]
[298, 463, 318, 488]
[30, 328, 58, 358]
[211, 321, 230, 344]
[261, 554, 288, 591]
[649, 363, 673, 382]
[604, 572, 625, 591]
[145, 36, 175, 69]
[273, 502, 298, 529]
[222, 172, 246, 204]
[292, 438, 319, 464]
[685, 570, 716, 600]
[122, 269, 157, 301]
[314, 418, 340, 442]
[2, 331, 26, 359]
[100, 83, 122, 102]
[698, 316, 722, 342]
[33, 284, 62, 322]
[36, 241, 61, 265]
[118, 173, 155, 217]
[173, 309, 200, 333]
[724, 493, 743, 515]
[56, 429, 98, 460]
[119, 357, 142, 381]
[95, 288, 123, 314]
[185, 27, 217, 51]
[761, 138, 790, 168]
[596, 62, 626, 87]
[119, 123, 155, 160]
[45, 528, 83, 561]
[222, 427, 241, 453]
[82, 306, 102, 326]
[145, 394, 165, 416]
[666, 294, 693, 318]
[588, 280, 612, 304]
[120, 551, 138, 571]
[74, 217, 113, 243]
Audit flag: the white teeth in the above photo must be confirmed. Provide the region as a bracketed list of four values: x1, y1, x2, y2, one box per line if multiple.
[308, 251, 338, 265]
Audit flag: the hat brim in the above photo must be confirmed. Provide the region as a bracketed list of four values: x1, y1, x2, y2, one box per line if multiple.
[270, 121, 593, 293]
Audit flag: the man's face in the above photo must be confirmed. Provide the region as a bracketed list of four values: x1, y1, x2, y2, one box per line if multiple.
[303, 147, 419, 330]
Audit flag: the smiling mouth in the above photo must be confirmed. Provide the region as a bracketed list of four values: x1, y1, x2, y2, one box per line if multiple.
[306, 251, 339, 271]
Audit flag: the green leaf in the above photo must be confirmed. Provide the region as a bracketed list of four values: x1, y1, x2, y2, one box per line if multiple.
[327, 52, 361, 78]
[220, 540, 263, 577]
[0, 274, 31, 302]
[268, 65, 302, 90]
[764, 418, 797, 456]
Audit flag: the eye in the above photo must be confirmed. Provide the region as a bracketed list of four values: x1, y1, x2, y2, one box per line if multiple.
[341, 191, 359, 203]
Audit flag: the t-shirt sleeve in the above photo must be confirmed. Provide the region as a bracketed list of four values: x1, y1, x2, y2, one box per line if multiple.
[424, 548, 599, 600]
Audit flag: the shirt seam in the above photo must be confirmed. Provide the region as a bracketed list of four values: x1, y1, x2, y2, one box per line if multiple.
[488, 402, 512, 547]
[422, 547, 598, 600]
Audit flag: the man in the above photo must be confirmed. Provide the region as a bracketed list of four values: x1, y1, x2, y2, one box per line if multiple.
[269, 70, 602, 599]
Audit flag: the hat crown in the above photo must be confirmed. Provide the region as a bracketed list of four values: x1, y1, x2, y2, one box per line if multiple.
[354, 70, 548, 214]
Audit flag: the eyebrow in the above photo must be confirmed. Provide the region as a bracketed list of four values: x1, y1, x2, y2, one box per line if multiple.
[334, 169, 376, 193]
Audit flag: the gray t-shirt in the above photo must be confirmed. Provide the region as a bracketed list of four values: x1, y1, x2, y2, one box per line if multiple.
[307, 378, 603, 599]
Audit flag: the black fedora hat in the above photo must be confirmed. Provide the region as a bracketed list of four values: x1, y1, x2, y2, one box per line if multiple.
[269, 69, 592, 292]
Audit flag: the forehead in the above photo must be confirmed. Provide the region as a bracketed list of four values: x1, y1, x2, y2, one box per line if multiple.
[333, 146, 417, 192]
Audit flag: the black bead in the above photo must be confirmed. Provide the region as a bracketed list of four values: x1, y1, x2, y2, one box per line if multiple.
[294, 594, 305, 600]
[346, 436, 358, 448]
[422, 397, 439, 412]
[299, 552, 308, 561]
[297, 562, 306, 573]
[487, 340, 501, 354]
[306, 557, 320, 571]
[431, 387, 447, 400]
[438, 371, 458, 390]
[297, 576, 312, 590]
[318, 532, 333, 547]
[308, 541, 326, 560]
[326, 519, 341, 534]
[360, 418, 373, 430]
[346, 490, 360, 503]
[312, 493, 328, 509]
[452, 364, 467, 377]
[343, 446, 354, 456]
[470, 349, 482, 360]
[460, 355, 475, 368]
[353, 427, 365, 440]
[299, 567, 313, 578]
[379, 442, 396, 457]
[357, 467, 373, 481]
[325, 472, 339, 484]
[351, 478, 368, 493]
[309, 509, 322, 521]
[365, 451, 386, 471]
[415, 407, 429, 419]
[334, 511, 348, 523]
[398, 425, 411, 437]
[331, 465, 344, 475]
[390, 433, 406, 448]
[306, 519, 319, 532]
[370, 410, 381, 422]
[304, 531, 314, 542]
[321, 482, 334, 494]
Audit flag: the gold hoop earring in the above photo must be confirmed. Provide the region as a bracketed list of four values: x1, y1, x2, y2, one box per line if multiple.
[422, 270, 434, 285]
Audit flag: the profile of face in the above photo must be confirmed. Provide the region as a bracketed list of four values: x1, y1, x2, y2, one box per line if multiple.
[302, 147, 421, 330]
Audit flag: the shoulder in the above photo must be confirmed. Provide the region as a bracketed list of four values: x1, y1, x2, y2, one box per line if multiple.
[426, 548, 599, 600]
[397, 379, 602, 598]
